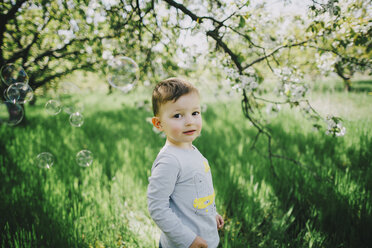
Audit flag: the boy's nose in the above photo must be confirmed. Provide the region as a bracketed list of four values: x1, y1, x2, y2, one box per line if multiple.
[185, 115, 194, 125]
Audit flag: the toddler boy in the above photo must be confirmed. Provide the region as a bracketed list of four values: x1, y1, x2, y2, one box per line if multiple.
[147, 78, 224, 248]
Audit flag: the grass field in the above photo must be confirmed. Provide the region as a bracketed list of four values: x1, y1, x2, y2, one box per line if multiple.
[1, 81, 372, 248]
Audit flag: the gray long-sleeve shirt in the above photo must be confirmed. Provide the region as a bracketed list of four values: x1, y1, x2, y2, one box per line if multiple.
[147, 145, 219, 248]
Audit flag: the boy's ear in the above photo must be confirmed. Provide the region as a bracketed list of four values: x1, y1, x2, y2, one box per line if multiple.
[152, 117, 163, 131]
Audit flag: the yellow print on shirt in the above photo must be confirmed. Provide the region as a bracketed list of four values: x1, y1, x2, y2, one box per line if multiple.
[193, 191, 215, 211]
[203, 161, 210, 173]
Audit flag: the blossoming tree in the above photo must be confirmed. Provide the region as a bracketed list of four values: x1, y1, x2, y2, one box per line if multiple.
[0, 0, 370, 173]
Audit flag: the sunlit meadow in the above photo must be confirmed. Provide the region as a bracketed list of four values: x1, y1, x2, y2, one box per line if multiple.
[1, 76, 372, 248]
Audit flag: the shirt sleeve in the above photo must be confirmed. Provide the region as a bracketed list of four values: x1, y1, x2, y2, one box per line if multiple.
[147, 153, 196, 248]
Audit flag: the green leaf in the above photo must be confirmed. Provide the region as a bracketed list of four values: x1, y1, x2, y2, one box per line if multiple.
[237, 53, 245, 64]
[239, 16, 246, 28]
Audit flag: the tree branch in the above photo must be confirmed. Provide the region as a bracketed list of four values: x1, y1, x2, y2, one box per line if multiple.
[206, 29, 243, 72]
[0, 0, 28, 64]
[241, 89, 277, 178]
[29, 34, 117, 66]
[8, 16, 51, 64]
[161, 0, 329, 180]
[243, 39, 311, 70]
[308, 44, 372, 69]
[31, 63, 95, 88]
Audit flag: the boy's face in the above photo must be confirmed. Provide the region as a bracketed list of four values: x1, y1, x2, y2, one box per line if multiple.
[152, 92, 202, 149]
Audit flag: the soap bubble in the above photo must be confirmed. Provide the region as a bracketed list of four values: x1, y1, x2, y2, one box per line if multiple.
[45, 99, 62, 115]
[0, 102, 24, 126]
[3, 88, 9, 101]
[76, 149, 93, 167]
[7, 103, 24, 126]
[0, 64, 29, 86]
[6, 82, 33, 104]
[36, 152, 54, 169]
[69, 112, 84, 127]
[107, 56, 139, 93]
[18, 83, 33, 103]
[5, 85, 20, 102]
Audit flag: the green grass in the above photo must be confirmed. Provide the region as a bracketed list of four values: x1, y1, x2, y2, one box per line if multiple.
[1, 88, 372, 248]
[309, 76, 372, 93]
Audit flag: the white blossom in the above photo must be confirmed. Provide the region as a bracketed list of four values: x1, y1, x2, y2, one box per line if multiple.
[102, 0, 118, 10]
[224, 67, 239, 80]
[57, 29, 75, 44]
[102, 50, 113, 60]
[230, 74, 258, 92]
[276, 82, 308, 101]
[274, 66, 302, 83]
[325, 115, 346, 137]
[316, 53, 339, 75]
[85, 46, 93, 54]
[69, 19, 79, 32]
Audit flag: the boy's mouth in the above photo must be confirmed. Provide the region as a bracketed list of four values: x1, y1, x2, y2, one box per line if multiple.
[183, 130, 196, 135]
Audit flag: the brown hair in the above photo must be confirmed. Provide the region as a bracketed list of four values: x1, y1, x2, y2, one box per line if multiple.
[152, 78, 199, 116]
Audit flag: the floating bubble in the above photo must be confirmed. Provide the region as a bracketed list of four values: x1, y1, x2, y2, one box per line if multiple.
[6, 82, 33, 104]
[3, 88, 9, 101]
[0, 102, 24, 126]
[69, 112, 84, 127]
[45, 99, 62, 115]
[17, 83, 33, 103]
[6, 85, 20, 102]
[7, 102, 24, 126]
[0, 63, 29, 86]
[36, 152, 54, 169]
[76, 149, 93, 167]
[107, 56, 139, 93]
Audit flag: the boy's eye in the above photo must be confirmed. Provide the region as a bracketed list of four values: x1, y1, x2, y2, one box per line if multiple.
[173, 114, 181, 118]
[192, 111, 200, 116]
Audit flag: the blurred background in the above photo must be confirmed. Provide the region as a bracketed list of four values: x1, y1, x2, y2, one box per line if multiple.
[0, 0, 371, 247]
